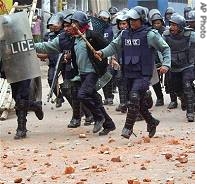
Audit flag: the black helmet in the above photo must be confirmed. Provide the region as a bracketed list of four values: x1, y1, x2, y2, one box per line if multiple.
[169, 13, 186, 30]
[127, 6, 147, 22]
[108, 6, 119, 15]
[186, 10, 195, 22]
[149, 9, 164, 25]
[70, 11, 89, 26]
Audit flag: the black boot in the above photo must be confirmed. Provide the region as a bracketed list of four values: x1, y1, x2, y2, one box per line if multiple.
[144, 90, 153, 109]
[187, 113, 195, 122]
[121, 103, 138, 139]
[117, 79, 129, 112]
[179, 95, 187, 111]
[146, 118, 160, 138]
[140, 94, 160, 138]
[167, 93, 178, 109]
[153, 82, 164, 106]
[183, 82, 195, 122]
[55, 97, 64, 108]
[14, 110, 27, 139]
[29, 101, 44, 120]
[155, 98, 164, 106]
[67, 118, 81, 128]
[115, 104, 127, 113]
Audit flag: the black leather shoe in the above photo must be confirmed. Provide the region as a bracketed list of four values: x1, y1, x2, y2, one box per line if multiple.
[93, 118, 105, 133]
[155, 98, 164, 106]
[121, 127, 133, 139]
[167, 101, 178, 109]
[99, 126, 116, 136]
[67, 119, 81, 128]
[84, 116, 94, 126]
[147, 118, 160, 138]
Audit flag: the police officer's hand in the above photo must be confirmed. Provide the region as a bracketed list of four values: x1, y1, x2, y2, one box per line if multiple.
[37, 53, 48, 61]
[110, 57, 120, 70]
[63, 51, 71, 63]
[94, 51, 103, 61]
[159, 66, 169, 74]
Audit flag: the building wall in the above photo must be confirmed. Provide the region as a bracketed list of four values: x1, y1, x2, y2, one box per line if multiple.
[168, 2, 187, 16]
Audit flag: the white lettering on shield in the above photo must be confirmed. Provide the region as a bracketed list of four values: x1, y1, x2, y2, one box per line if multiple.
[11, 39, 35, 54]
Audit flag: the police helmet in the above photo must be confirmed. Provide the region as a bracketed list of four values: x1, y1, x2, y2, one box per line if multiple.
[116, 13, 129, 29]
[108, 6, 119, 15]
[165, 7, 175, 15]
[186, 10, 195, 22]
[70, 11, 89, 26]
[169, 13, 186, 30]
[63, 10, 75, 24]
[61, 9, 75, 18]
[48, 12, 64, 25]
[127, 6, 147, 22]
[98, 10, 111, 19]
[148, 9, 164, 25]
[46, 17, 52, 29]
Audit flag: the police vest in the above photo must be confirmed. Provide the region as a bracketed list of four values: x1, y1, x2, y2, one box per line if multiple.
[103, 25, 114, 43]
[163, 30, 192, 69]
[121, 26, 154, 77]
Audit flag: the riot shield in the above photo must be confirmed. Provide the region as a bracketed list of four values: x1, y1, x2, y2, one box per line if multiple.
[95, 71, 112, 91]
[0, 11, 41, 83]
[88, 16, 108, 35]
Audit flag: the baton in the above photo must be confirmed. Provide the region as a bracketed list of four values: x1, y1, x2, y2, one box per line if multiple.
[71, 23, 102, 61]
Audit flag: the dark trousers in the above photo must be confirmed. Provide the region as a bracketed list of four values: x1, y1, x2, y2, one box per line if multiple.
[78, 72, 115, 129]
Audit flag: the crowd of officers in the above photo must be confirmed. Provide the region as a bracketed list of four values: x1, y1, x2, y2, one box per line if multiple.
[4, 5, 195, 140]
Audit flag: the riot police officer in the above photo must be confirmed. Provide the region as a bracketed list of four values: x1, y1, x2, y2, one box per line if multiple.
[44, 12, 65, 108]
[163, 14, 195, 122]
[35, 11, 116, 136]
[98, 10, 115, 105]
[185, 10, 195, 30]
[149, 9, 166, 106]
[0, 11, 44, 139]
[95, 6, 171, 139]
[113, 12, 130, 113]
[164, 7, 175, 26]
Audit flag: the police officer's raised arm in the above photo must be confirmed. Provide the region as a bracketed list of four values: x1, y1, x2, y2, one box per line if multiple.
[95, 31, 123, 59]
